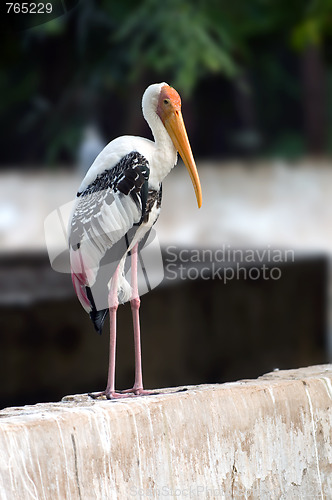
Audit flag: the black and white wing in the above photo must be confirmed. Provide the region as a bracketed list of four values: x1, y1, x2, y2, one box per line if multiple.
[69, 151, 150, 313]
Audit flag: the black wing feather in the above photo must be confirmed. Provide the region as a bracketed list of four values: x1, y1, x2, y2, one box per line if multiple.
[77, 151, 149, 200]
[70, 151, 150, 251]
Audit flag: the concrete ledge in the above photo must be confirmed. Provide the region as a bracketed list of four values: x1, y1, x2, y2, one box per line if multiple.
[0, 365, 332, 499]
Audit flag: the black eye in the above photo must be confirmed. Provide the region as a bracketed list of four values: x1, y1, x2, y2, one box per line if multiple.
[163, 99, 170, 105]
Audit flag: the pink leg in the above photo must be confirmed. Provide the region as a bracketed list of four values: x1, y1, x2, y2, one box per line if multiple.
[122, 243, 151, 396]
[90, 262, 132, 400]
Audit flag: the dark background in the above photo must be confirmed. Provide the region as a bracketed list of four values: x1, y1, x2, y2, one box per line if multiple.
[0, 0, 331, 408]
[2, 0, 332, 165]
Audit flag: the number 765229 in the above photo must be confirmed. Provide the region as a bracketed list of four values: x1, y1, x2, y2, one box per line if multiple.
[6, 3, 53, 14]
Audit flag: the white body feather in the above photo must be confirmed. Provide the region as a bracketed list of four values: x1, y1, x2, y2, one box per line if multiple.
[69, 83, 179, 307]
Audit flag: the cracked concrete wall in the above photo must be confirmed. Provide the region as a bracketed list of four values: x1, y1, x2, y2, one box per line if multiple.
[0, 365, 331, 499]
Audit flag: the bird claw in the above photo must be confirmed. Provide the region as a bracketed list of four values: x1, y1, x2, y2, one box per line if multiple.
[88, 387, 155, 400]
[88, 390, 134, 400]
[120, 387, 153, 396]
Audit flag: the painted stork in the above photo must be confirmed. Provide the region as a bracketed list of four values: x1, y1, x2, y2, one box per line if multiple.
[69, 82, 202, 399]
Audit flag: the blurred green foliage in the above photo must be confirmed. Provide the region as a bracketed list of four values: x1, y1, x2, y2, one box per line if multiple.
[0, 0, 332, 163]
[113, 0, 236, 95]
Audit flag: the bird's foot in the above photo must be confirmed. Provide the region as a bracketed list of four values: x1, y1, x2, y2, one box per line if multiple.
[88, 390, 134, 400]
[120, 387, 154, 396]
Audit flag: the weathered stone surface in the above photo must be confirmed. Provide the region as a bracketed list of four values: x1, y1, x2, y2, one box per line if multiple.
[0, 365, 331, 499]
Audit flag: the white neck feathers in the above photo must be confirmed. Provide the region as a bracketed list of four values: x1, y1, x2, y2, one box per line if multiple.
[141, 83, 178, 185]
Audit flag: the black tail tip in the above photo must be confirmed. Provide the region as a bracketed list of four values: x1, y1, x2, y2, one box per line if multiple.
[90, 308, 109, 335]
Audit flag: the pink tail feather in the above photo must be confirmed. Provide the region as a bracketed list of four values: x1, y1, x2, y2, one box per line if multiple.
[70, 248, 91, 313]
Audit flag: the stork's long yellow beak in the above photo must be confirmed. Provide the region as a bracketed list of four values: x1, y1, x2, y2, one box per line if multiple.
[164, 109, 202, 208]
[157, 85, 202, 208]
